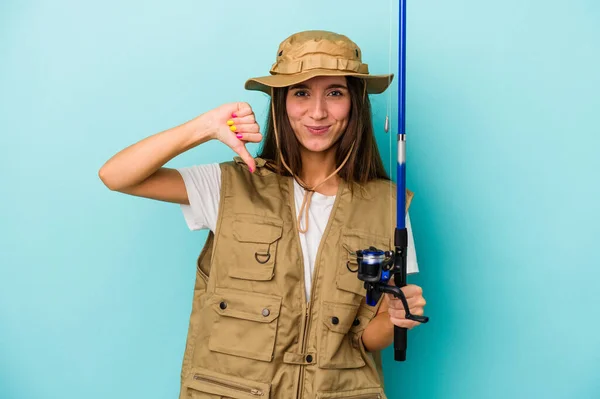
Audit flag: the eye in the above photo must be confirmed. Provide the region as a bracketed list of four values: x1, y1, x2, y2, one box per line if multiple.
[293, 90, 308, 97]
[328, 90, 344, 97]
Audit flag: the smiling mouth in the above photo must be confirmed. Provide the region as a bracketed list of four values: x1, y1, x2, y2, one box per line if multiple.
[305, 125, 331, 135]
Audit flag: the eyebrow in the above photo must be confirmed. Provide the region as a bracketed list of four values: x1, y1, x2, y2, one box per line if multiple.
[289, 83, 348, 90]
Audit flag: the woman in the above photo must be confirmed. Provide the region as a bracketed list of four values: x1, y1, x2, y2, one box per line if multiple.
[100, 30, 426, 399]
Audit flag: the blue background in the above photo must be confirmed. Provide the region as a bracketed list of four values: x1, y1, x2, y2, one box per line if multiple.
[1, 1, 598, 398]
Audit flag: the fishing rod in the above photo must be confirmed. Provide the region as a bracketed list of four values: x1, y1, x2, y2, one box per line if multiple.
[352, 0, 429, 362]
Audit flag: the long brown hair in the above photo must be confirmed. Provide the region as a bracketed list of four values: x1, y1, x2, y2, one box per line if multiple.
[257, 76, 389, 186]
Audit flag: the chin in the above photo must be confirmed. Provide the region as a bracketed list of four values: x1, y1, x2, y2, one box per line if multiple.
[300, 139, 334, 154]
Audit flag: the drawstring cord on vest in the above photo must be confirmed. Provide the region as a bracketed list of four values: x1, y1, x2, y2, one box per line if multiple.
[270, 88, 356, 234]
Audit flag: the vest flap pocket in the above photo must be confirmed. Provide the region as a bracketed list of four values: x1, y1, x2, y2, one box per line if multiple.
[233, 220, 282, 243]
[318, 301, 365, 369]
[209, 288, 282, 362]
[212, 288, 281, 323]
[322, 301, 358, 334]
[229, 216, 283, 281]
[337, 229, 391, 297]
[186, 366, 271, 399]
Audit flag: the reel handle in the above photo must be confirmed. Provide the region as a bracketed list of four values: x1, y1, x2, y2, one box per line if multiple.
[378, 282, 430, 360]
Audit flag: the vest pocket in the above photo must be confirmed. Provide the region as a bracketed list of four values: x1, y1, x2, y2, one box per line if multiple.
[338, 229, 391, 297]
[208, 288, 281, 362]
[318, 301, 366, 369]
[185, 366, 271, 398]
[316, 386, 385, 399]
[229, 216, 283, 281]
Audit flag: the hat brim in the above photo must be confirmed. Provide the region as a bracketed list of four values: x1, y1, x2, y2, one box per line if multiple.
[244, 69, 394, 95]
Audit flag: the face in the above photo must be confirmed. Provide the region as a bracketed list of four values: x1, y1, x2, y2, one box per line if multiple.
[286, 76, 351, 154]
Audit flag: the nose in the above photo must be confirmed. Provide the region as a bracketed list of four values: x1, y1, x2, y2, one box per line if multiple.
[309, 95, 328, 120]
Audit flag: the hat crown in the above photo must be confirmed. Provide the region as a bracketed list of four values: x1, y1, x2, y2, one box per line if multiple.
[270, 30, 368, 76]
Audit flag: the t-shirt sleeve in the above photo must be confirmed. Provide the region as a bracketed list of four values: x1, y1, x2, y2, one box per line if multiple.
[407, 213, 419, 274]
[176, 163, 221, 232]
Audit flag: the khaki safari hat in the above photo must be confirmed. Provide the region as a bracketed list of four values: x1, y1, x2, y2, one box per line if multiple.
[244, 30, 394, 94]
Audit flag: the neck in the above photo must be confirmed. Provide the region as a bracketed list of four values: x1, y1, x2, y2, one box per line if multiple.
[298, 147, 340, 195]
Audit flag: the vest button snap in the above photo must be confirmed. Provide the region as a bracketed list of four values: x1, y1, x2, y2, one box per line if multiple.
[262, 308, 270, 317]
[353, 318, 360, 326]
[306, 354, 313, 363]
[331, 316, 339, 325]
[219, 301, 227, 310]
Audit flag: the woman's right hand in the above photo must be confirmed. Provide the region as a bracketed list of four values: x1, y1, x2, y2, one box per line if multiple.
[201, 102, 262, 173]
[99, 101, 262, 203]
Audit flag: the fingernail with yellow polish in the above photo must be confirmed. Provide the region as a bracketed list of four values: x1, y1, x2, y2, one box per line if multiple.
[227, 120, 234, 126]
[230, 125, 237, 132]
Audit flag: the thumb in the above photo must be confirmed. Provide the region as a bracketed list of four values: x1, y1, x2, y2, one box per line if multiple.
[233, 142, 256, 173]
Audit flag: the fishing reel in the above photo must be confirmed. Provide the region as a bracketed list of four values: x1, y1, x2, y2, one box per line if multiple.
[349, 246, 429, 360]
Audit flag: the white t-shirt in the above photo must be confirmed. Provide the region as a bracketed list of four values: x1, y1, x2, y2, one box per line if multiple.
[177, 164, 419, 300]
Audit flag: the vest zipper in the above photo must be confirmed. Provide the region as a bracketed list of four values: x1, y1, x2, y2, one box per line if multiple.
[192, 374, 264, 396]
[296, 300, 310, 398]
[293, 178, 344, 398]
[299, 232, 329, 398]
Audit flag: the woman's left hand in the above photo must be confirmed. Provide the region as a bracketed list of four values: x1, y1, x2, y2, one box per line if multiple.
[385, 284, 426, 329]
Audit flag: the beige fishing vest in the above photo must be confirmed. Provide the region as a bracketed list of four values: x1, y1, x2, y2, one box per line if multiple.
[178, 158, 413, 399]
